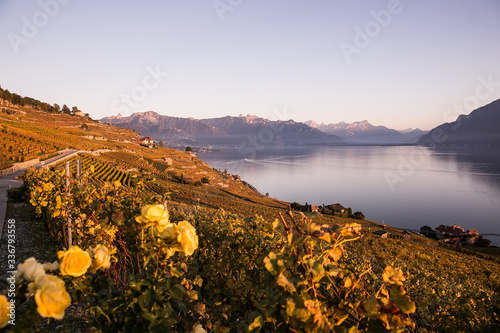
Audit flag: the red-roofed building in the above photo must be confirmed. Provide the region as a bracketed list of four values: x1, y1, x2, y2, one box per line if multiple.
[140, 137, 155, 148]
[435, 224, 464, 237]
[327, 203, 345, 212]
[435, 225, 480, 244]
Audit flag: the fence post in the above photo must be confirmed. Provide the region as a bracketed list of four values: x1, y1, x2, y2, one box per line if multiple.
[65, 161, 70, 189]
[65, 161, 72, 248]
[77, 159, 81, 181]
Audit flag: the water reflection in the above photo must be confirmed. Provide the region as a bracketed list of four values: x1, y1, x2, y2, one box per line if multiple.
[199, 146, 500, 245]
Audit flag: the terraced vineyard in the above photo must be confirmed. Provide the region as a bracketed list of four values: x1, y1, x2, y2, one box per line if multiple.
[0, 103, 142, 170]
[51, 154, 134, 187]
[0, 126, 60, 167]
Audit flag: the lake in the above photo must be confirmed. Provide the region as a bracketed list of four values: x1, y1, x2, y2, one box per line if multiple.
[198, 145, 500, 246]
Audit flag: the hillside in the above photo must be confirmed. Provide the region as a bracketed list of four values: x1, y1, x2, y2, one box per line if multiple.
[1, 92, 500, 332]
[0, 101, 139, 170]
[418, 99, 500, 146]
[102, 112, 343, 147]
[0, 104, 292, 217]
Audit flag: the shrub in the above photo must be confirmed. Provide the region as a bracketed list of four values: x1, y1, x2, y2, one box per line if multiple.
[476, 236, 492, 247]
[353, 211, 365, 220]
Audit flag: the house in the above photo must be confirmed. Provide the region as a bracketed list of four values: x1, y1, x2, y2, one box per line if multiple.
[140, 137, 154, 145]
[434, 224, 481, 244]
[140, 137, 155, 148]
[74, 110, 85, 117]
[435, 225, 465, 242]
[311, 205, 319, 212]
[373, 230, 389, 238]
[327, 203, 345, 212]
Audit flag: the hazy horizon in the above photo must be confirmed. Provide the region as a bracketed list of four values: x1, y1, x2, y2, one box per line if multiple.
[1, 0, 500, 130]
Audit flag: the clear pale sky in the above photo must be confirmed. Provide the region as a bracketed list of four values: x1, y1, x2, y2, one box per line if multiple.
[1, 0, 500, 130]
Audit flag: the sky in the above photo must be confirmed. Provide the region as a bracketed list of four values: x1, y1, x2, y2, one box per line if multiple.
[1, 0, 500, 131]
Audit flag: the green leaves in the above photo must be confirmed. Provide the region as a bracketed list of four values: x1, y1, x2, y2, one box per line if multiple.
[248, 214, 419, 333]
[248, 315, 264, 331]
[264, 252, 286, 276]
[138, 288, 156, 311]
[276, 272, 297, 293]
[363, 297, 379, 315]
[394, 295, 416, 314]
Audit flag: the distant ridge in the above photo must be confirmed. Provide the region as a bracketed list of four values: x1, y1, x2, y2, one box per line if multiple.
[418, 99, 500, 146]
[305, 120, 427, 144]
[102, 112, 342, 147]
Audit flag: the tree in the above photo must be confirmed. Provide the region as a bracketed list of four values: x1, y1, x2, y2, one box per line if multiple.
[71, 106, 79, 115]
[353, 211, 365, 220]
[201, 177, 209, 184]
[12, 93, 23, 105]
[81, 124, 88, 130]
[476, 236, 492, 248]
[158, 141, 163, 148]
[420, 226, 437, 239]
[62, 104, 70, 114]
[185, 146, 192, 152]
[53, 103, 60, 113]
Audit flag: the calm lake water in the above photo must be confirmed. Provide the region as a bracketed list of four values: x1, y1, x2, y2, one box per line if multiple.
[199, 146, 500, 245]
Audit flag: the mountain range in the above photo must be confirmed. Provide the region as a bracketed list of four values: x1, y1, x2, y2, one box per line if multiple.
[305, 120, 427, 144]
[101, 112, 342, 147]
[102, 98, 500, 147]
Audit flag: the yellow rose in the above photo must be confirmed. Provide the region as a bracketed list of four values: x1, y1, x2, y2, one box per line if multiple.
[58, 246, 91, 277]
[28, 273, 64, 294]
[0, 295, 9, 329]
[34, 275, 71, 320]
[135, 204, 170, 232]
[155, 214, 171, 233]
[90, 245, 111, 273]
[176, 221, 198, 256]
[16, 257, 46, 282]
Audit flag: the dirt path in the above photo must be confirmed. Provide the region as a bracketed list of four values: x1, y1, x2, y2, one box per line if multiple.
[0, 200, 92, 332]
[0, 201, 59, 290]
